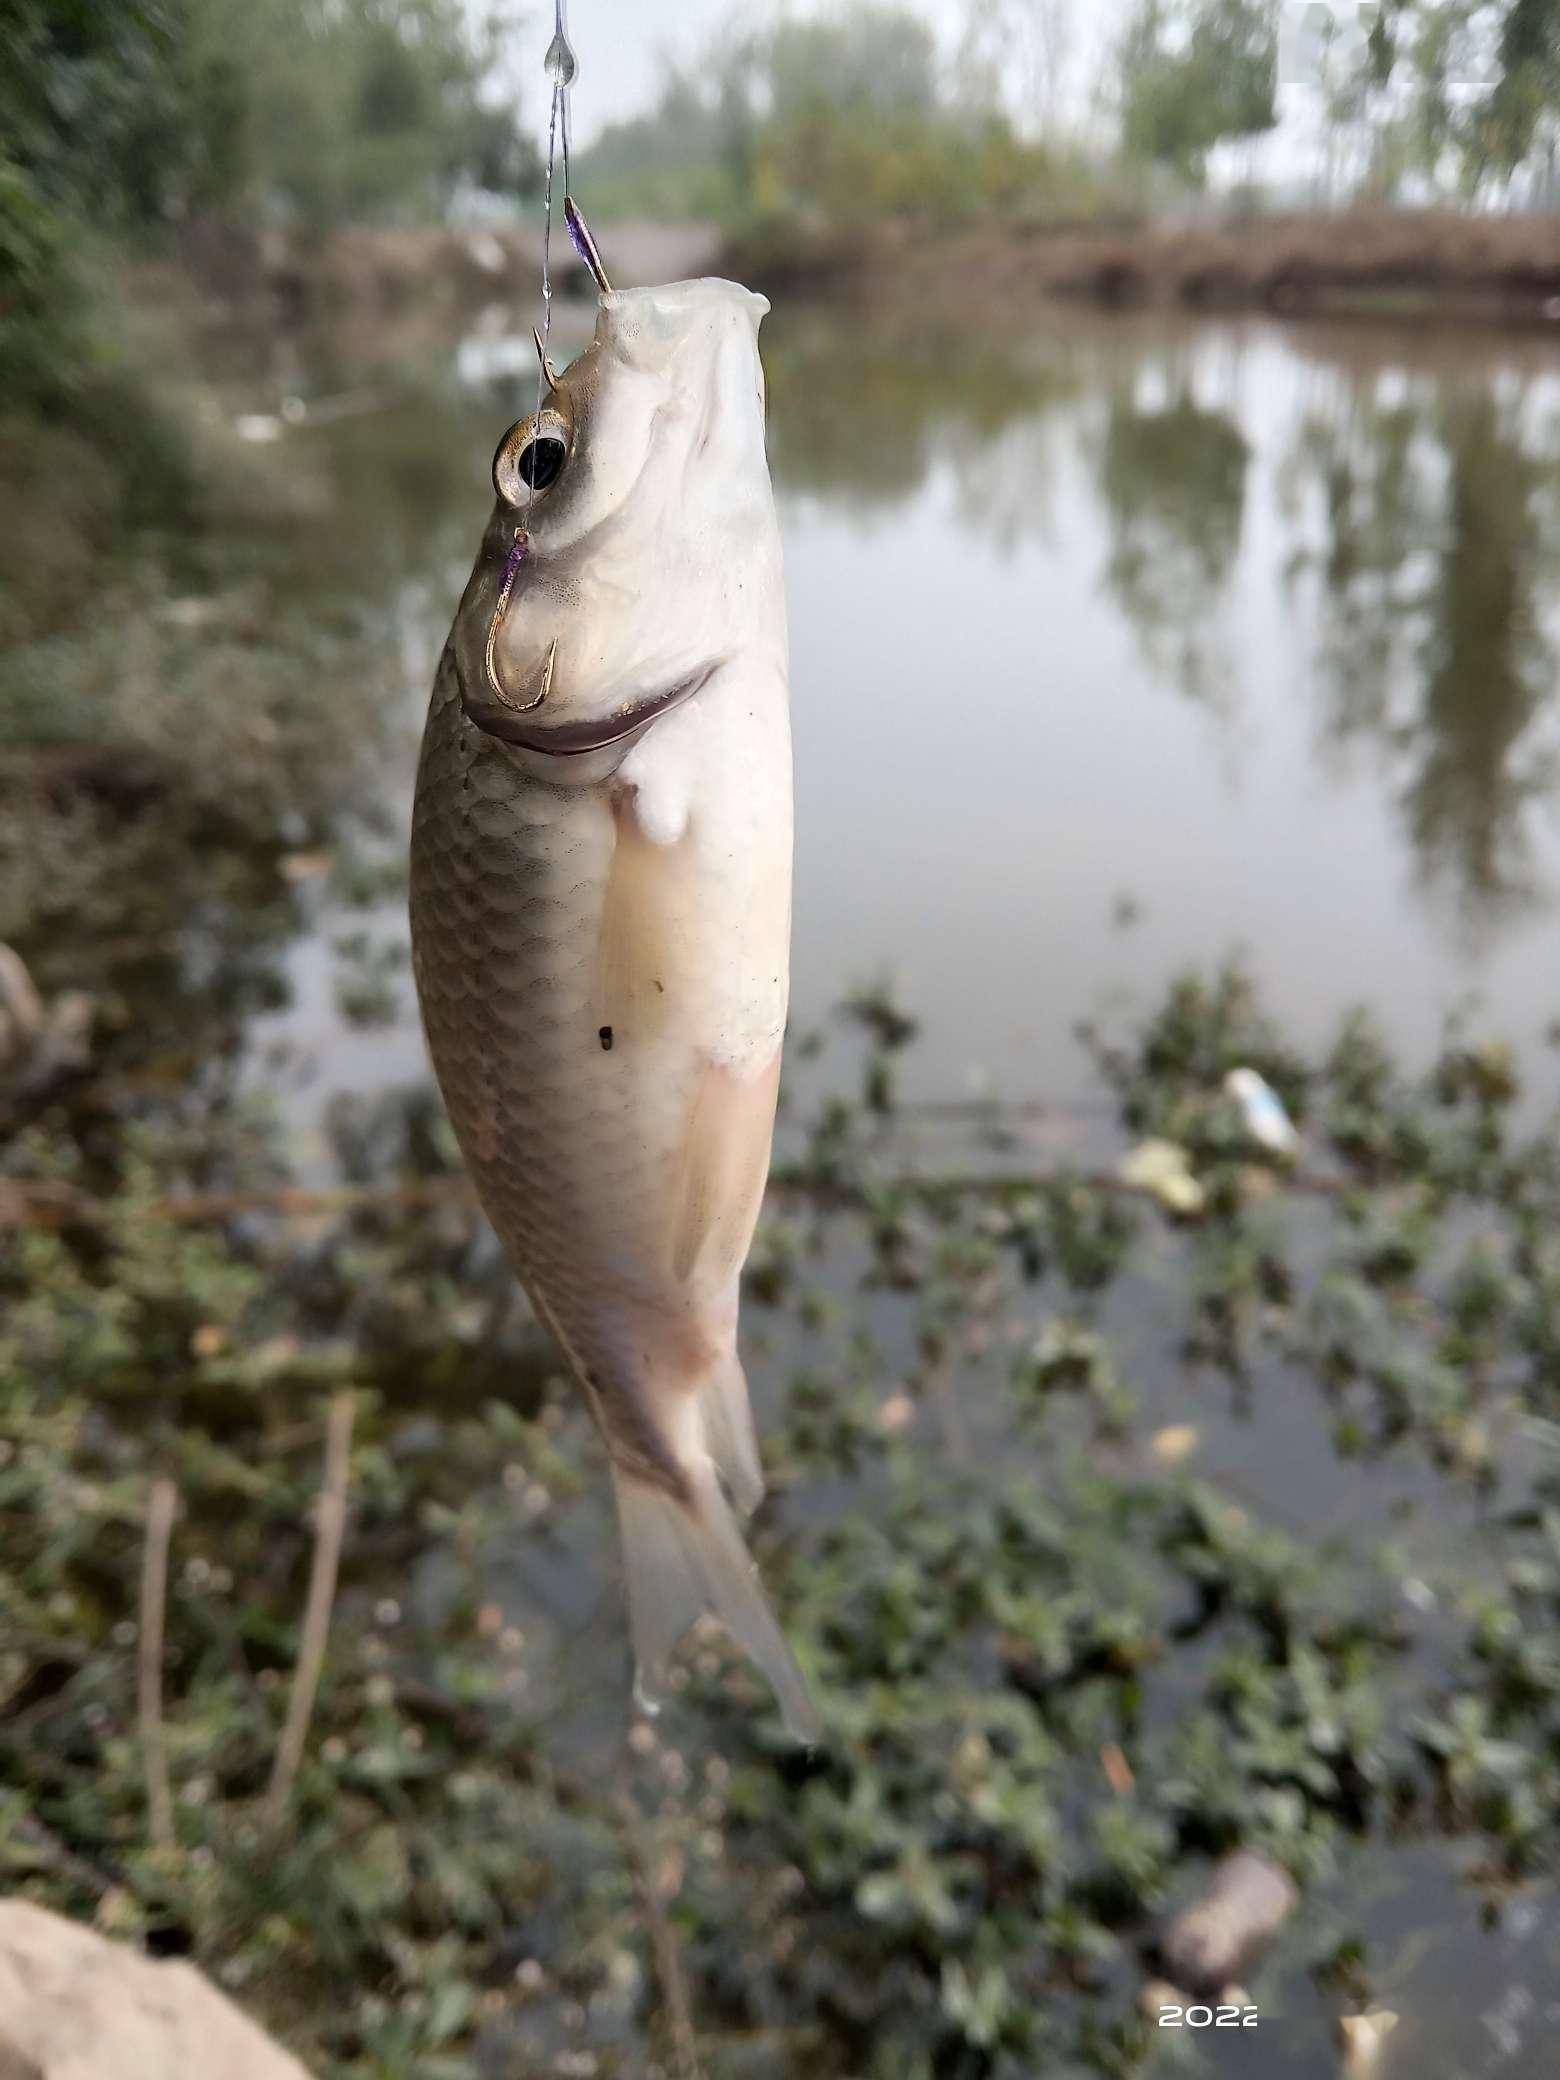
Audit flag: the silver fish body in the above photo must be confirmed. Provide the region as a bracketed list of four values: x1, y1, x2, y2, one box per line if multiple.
[409, 279, 815, 1739]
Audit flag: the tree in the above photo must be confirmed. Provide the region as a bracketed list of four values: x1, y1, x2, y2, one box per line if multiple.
[1471, 0, 1560, 185]
[1114, 0, 1278, 188]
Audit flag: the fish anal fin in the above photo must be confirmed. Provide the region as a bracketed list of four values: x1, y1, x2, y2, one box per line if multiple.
[701, 1347, 765, 1517]
[611, 1458, 819, 1744]
[669, 1048, 782, 1289]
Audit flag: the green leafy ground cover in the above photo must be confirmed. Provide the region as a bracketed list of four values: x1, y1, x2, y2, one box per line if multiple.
[6, 943, 1560, 2077]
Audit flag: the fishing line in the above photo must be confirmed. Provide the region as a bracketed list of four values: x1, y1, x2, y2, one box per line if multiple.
[484, 3, 610, 718]
[528, 0, 574, 531]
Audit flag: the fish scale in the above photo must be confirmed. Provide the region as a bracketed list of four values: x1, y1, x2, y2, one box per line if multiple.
[413, 665, 679, 1334]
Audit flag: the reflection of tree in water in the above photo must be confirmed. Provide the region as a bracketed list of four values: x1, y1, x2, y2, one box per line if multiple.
[1286, 378, 1560, 934]
[763, 314, 1082, 535]
[1095, 381, 1250, 713]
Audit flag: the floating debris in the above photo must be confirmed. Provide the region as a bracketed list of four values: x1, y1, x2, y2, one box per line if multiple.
[1160, 1849, 1298, 1996]
[1119, 1137, 1205, 1214]
[1150, 1423, 1199, 1466]
[1338, 2008, 1400, 2075]
[1224, 1066, 1300, 1157]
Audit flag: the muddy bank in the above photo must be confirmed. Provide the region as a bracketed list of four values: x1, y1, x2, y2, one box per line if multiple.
[726, 207, 1560, 328]
[159, 206, 1560, 334]
[172, 216, 722, 322]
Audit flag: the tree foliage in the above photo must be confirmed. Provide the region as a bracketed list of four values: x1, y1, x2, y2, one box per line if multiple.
[1, 0, 531, 239]
[1114, 0, 1280, 187]
[580, 2, 1099, 227]
[0, 0, 532, 419]
[1301, 0, 1560, 199]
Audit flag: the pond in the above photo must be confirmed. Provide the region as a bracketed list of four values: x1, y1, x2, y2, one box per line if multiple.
[6, 277, 1560, 2080]
[216, 295, 1560, 1136]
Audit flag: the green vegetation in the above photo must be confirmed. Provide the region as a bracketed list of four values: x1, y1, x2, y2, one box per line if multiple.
[580, 0, 1560, 225]
[0, 0, 530, 535]
[1112, 0, 1278, 189]
[2, 0, 529, 248]
[1108, 0, 1560, 199]
[579, 4, 1106, 228]
[9, 908, 1560, 2070]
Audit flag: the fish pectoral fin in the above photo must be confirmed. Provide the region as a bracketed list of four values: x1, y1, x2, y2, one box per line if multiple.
[611, 1458, 820, 1745]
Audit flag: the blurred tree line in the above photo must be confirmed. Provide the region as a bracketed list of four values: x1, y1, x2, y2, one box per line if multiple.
[582, 0, 1560, 222]
[1112, 0, 1560, 200]
[3, 0, 530, 234]
[579, 4, 1107, 226]
[1, 0, 532, 408]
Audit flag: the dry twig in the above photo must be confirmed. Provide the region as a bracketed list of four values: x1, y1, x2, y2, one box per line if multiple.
[138, 1476, 178, 1851]
[264, 1389, 355, 1827]
[615, 1789, 703, 2080]
[0, 1161, 1348, 1233]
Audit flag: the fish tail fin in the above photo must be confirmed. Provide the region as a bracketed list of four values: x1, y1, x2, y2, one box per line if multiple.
[611, 1457, 820, 1746]
[700, 1348, 765, 1517]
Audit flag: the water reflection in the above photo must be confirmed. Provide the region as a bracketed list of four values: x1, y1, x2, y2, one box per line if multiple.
[763, 311, 1083, 527]
[768, 307, 1560, 953]
[1284, 369, 1560, 931]
[1095, 377, 1250, 712]
[7, 302, 1560, 1125]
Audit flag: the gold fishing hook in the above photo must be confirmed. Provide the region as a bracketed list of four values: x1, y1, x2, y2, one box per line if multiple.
[484, 528, 551, 714]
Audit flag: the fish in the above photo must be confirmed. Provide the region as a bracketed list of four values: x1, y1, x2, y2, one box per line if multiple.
[408, 257, 818, 1742]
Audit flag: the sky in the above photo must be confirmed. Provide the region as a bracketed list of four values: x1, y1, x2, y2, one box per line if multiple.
[550, 0, 1122, 147]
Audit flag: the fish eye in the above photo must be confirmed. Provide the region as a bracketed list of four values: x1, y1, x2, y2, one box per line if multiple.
[520, 436, 565, 489]
[493, 408, 571, 507]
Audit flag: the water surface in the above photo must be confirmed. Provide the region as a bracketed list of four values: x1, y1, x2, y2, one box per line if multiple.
[227, 301, 1560, 1129]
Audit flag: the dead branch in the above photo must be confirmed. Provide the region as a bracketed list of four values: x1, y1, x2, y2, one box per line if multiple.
[138, 1476, 178, 1852]
[0, 1161, 1349, 1233]
[264, 1389, 355, 1828]
[614, 1789, 703, 2080]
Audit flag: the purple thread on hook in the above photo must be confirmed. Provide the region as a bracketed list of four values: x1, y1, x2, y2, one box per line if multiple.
[564, 196, 611, 292]
[499, 531, 529, 598]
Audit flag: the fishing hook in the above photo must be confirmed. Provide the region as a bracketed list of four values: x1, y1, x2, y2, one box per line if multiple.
[483, 530, 551, 714]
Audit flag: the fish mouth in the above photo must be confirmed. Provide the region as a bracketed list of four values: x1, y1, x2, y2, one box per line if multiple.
[459, 664, 717, 756]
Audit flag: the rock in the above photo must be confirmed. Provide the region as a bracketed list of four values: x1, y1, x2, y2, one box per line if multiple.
[0, 945, 93, 1112]
[0, 1901, 310, 2080]
[1159, 1849, 1298, 1996]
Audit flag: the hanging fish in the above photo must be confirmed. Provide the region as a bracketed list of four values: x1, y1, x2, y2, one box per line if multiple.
[409, 231, 816, 1741]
